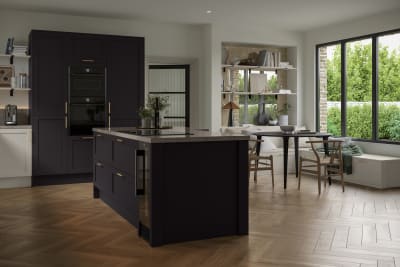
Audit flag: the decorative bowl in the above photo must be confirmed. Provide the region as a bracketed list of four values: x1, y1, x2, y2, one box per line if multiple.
[280, 125, 295, 133]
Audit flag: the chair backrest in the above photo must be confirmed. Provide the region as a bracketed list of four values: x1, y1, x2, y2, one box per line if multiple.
[307, 140, 343, 164]
[249, 139, 263, 155]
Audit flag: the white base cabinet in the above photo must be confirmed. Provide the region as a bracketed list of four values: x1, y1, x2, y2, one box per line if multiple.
[0, 128, 32, 188]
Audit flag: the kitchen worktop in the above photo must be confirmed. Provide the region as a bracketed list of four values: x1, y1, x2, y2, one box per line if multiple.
[0, 125, 32, 129]
[93, 127, 249, 143]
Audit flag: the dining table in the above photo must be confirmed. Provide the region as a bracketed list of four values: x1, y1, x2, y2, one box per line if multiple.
[250, 131, 331, 189]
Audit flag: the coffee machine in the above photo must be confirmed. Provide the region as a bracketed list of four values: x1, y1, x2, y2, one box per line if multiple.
[4, 104, 17, 125]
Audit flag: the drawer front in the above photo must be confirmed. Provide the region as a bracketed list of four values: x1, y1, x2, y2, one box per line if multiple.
[112, 137, 137, 175]
[94, 161, 111, 192]
[94, 133, 112, 163]
[111, 169, 136, 210]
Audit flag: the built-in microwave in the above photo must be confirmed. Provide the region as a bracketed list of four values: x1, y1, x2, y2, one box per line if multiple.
[68, 66, 106, 136]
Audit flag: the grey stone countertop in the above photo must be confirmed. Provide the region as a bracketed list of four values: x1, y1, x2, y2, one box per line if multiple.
[0, 125, 32, 129]
[93, 127, 249, 144]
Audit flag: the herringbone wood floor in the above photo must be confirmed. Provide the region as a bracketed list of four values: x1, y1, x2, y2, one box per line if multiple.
[1, 175, 400, 267]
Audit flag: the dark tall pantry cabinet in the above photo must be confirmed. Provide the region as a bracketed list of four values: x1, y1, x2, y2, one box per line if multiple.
[29, 30, 144, 185]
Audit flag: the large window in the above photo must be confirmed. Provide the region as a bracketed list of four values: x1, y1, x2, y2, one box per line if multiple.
[317, 29, 400, 143]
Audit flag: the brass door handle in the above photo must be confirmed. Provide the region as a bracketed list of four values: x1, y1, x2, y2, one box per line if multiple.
[116, 138, 123, 143]
[115, 172, 123, 177]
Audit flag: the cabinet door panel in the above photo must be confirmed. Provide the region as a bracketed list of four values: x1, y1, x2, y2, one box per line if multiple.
[112, 170, 136, 211]
[0, 130, 31, 178]
[68, 137, 93, 174]
[112, 138, 137, 175]
[94, 133, 111, 163]
[94, 162, 111, 192]
[70, 35, 106, 65]
[34, 119, 66, 175]
[107, 37, 144, 125]
[30, 31, 68, 118]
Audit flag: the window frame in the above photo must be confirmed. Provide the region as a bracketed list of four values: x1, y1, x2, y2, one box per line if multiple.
[316, 28, 400, 145]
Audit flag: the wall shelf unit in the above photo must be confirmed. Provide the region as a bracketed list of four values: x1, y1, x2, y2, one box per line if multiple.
[221, 43, 298, 127]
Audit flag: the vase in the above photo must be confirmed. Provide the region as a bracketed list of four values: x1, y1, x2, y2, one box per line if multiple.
[141, 118, 152, 128]
[279, 115, 288, 126]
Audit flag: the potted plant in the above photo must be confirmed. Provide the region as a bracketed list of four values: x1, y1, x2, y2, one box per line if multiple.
[278, 103, 290, 126]
[138, 94, 170, 128]
[138, 106, 153, 128]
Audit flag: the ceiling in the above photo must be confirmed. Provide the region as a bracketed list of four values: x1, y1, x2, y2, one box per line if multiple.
[1, 0, 400, 31]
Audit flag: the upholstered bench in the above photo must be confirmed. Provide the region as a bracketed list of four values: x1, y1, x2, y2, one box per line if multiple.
[345, 154, 400, 189]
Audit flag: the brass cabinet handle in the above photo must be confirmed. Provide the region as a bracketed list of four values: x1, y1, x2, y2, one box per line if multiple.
[81, 59, 95, 63]
[115, 172, 123, 177]
[65, 101, 68, 129]
[81, 136, 94, 140]
[96, 162, 103, 167]
[96, 134, 102, 137]
[116, 138, 123, 143]
[108, 102, 111, 128]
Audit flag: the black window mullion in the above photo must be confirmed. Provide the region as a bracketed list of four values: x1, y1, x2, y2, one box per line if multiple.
[315, 47, 320, 131]
[341, 41, 347, 137]
[372, 36, 378, 141]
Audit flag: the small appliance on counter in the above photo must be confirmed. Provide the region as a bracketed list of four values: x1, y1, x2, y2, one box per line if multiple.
[4, 104, 17, 125]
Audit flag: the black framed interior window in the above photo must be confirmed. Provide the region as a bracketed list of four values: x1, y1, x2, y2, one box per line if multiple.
[316, 28, 400, 144]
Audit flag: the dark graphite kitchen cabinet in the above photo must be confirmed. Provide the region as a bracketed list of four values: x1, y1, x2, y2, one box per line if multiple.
[30, 30, 144, 185]
[93, 133, 139, 225]
[107, 36, 144, 127]
[70, 35, 106, 65]
[92, 129, 249, 247]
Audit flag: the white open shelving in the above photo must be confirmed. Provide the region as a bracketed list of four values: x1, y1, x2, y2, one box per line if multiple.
[0, 54, 30, 59]
[221, 64, 296, 71]
[0, 87, 31, 91]
[221, 91, 296, 96]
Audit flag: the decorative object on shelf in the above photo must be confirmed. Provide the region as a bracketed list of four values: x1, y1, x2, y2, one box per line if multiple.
[223, 101, 240, 127]
[5, 38, 14, 55]
[19, 73, 28, 88]
[278, 103, 290, 126]
[280, 125, 295, 133]
[250, 73, 268, 93]
[254, 97, 268, 125]
[0, 66, 14, 87]
[268, 103, 279, 125]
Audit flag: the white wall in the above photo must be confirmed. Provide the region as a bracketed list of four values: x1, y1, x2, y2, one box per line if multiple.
[303, 8, 400, 156]
[0, 9, 206, 128]
[206, 24, 303, 131]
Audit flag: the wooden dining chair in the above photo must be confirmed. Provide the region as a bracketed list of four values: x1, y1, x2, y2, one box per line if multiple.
[249, 139, 274, 186]
[298, 140, 344, 194]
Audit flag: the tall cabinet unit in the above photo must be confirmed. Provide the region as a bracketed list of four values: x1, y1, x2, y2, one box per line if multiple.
[30, 30, 144, 185]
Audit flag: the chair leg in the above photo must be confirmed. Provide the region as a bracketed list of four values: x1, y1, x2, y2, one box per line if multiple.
[271, 157, 274, 188]
[324, 166, 327, 188]
[298, 158, 302, 190]
[254, 160, 258, 183]
[317, 167, 321, 195]
[341, 172, 345, 192]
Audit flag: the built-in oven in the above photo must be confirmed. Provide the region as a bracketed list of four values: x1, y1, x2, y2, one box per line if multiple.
[68, 66, 106, 136]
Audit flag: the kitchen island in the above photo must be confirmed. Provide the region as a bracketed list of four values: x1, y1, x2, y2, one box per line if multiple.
[92, 127, 249, 246]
